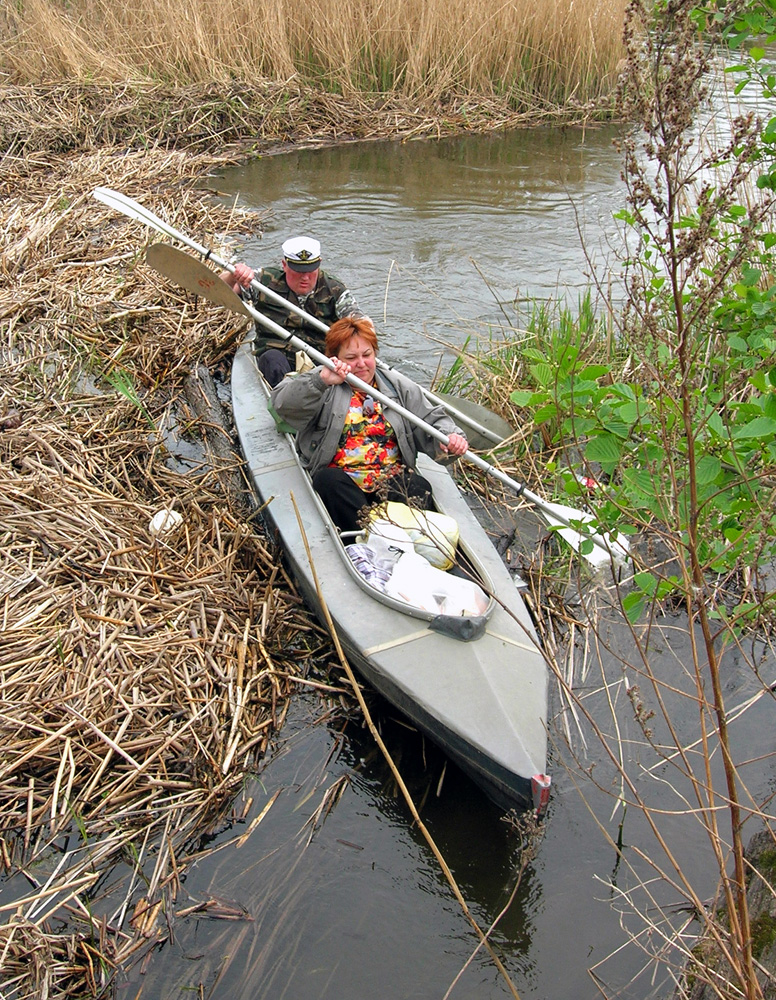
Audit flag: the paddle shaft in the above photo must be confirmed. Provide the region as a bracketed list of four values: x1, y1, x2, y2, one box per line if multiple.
[94, 187, 623, 559]
[91, 187, 506, 445]
[233, 287, 619, 548]
[222, 270, 507, 447]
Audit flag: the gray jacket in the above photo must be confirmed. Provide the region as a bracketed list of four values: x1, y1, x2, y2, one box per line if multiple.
[270, 367, 464, 476]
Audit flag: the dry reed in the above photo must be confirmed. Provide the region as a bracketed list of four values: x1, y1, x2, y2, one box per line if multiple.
[1, 0, 626, 109]
[0, 78, 615, 165]
[0, 134, 333, 996]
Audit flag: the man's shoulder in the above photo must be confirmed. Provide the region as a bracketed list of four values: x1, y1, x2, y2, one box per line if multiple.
[316, 270, 347, 292]
[259, 267, 287, 289]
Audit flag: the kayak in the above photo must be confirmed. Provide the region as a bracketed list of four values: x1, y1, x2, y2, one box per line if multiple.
[231, 339, 550, 815]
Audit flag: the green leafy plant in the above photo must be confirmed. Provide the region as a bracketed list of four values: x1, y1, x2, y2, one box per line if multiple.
[104, 367, 155, 429]
[502, 4, 776, 998]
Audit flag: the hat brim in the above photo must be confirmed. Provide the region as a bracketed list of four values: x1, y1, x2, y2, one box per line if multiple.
[284, 258, 321, 273]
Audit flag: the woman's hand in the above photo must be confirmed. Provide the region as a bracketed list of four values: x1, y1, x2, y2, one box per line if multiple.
[440, 433, 468, 457]
[321, 357, 352, 385]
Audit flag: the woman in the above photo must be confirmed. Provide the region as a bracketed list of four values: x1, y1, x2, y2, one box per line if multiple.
[270, 317, 468, 533]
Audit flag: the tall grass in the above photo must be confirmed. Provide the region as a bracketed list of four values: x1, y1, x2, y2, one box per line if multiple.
[1, 0, 626, 105]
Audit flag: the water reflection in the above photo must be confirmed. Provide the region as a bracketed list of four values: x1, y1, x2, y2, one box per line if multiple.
[116, 690, 542, 1000]
[210, 127, 626, 381]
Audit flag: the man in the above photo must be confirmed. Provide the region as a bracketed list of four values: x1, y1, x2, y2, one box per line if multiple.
[220, 236, 362, 387]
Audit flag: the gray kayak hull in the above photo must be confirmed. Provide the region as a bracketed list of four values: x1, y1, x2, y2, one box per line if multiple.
[231, 340, 550, 813]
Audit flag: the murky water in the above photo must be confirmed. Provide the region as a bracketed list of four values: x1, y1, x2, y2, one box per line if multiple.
[206, 126, 626, 383]
[117, 627, 775, 1000]
[120, 111, 776, 1000]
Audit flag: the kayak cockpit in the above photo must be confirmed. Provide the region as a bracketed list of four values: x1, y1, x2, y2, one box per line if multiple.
[270, 401, 500, 638]
[310, 482, 499, 638]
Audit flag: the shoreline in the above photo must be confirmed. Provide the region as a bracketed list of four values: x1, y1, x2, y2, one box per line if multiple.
[1, 79, 619, 161]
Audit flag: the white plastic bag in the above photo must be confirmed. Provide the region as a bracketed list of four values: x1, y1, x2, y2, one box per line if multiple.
[346, 525, 411, 591]
[361, 521, 415, 562]
[384, 550, 488, 617]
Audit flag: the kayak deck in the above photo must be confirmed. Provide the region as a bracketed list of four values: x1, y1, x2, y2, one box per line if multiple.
[231, 340, 550, 813]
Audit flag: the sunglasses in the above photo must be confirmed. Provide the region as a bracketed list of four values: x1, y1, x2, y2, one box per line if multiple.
[362, 395, 377, 417]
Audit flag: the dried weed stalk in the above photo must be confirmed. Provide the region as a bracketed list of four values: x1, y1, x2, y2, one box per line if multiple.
[0, 139, 326, 995]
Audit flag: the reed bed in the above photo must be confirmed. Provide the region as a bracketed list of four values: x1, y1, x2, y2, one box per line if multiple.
[0, 77, 612, 164]
[1, 0, 626, 111]
[0, 135, 335, 995]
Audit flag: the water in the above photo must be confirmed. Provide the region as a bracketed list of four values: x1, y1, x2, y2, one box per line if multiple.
[206, 126, 626, 383]
[119, 112, 776, 999]
[117, 631, 775, 1000]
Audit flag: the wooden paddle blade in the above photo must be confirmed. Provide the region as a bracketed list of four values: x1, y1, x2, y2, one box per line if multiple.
[145, 244, 252, 318]
[433, 391, 515, 449]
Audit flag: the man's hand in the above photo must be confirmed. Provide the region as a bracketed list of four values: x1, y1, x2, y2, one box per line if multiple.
[220, 262, 254, 292]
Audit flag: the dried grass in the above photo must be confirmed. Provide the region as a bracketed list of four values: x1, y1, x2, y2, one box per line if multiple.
[0, 129, 331, 996]
[1, 0, 626, 107]
[0, 79, 616, 162]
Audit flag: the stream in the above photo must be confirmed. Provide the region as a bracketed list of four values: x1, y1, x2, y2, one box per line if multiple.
[120, 81, 776, 1000]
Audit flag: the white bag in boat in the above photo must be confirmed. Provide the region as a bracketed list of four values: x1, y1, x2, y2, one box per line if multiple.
[366, 501, 459, 570]
[384, 550, 489, 617]
[361, 521, 415, 564]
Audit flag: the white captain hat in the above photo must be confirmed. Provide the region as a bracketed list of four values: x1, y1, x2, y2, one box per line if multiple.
[282, 236, 322, 272]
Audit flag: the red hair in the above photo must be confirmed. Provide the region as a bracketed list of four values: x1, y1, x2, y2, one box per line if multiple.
[325, 317, 378, 357]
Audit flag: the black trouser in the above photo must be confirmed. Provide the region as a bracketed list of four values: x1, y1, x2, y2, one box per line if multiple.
[312, 466, 434, 533]
[258, 349, 292, 388]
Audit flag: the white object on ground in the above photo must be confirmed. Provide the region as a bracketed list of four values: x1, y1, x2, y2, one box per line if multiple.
[148, 508, 183, 537]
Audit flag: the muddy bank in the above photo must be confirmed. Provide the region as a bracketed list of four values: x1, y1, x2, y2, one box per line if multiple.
[1, 79, 615, 160]
[679, 830, 776, 1000]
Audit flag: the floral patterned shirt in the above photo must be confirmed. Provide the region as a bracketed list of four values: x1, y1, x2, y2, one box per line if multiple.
[330, 389, 402, 489]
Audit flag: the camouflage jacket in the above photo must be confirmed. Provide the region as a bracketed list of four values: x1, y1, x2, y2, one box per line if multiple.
[246, 267, 362, 355]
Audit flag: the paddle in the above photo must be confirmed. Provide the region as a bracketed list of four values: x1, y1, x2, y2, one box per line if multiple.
[151, 241, 512, 449]
[91, 186, 513, 448]
[431, 392, 514, 451]
[142, 243, 630, 567]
